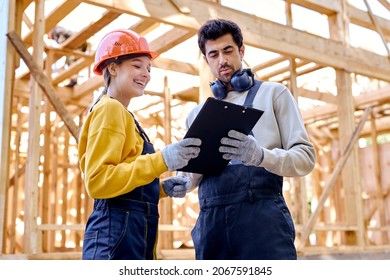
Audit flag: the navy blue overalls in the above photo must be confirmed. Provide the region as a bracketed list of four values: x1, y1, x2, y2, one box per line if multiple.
[82, 112, 160, 260]
[191, 81, 297, 260]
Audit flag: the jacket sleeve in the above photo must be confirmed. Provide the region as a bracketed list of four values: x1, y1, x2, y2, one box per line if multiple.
[258, 85, 316, 177]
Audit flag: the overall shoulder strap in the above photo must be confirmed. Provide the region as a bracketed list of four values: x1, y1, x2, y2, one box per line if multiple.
[243, 80, 262, 137]
[243, 80, 262, 108]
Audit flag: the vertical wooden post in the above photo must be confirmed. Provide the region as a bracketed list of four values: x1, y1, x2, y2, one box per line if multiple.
[23, 0, 45, 255]
[329, 0, 364, 247]
[41, 50, 53, 253]
[61, 132, 70, 248]
[0, 0, 16, 254]
[336, 70, 365, 246]
[159, 75, 173, 250]
[285, 1, 307, 229]
[9, 101, 23, 253]
[50, 127, 60, 251]
[369, 111, 388, 244]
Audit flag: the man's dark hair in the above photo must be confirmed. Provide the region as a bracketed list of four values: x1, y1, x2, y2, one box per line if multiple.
[197, 19, 243, 55]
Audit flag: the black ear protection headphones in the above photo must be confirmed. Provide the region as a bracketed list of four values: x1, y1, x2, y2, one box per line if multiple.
[209, 68, 255, 99]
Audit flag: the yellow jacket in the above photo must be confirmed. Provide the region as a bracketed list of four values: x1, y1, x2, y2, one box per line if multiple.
[78, 95, 168, 199]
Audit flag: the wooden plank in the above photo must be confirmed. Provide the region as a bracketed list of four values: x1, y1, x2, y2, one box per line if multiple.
[51, 57, 93, 85]
[157, 249, 195, 260]
[299, 88, 337, 104]
[10, 101, 24, 253]
[160, 76, 173, 250]
[288, 0, 390, 39]
[149, 27, 196, 54]
[252, 55, 287, 73]
[22, 0, 80, 45]
[378, 0, 390, 10]
[131, 18, 161, 35]
[362, 0, 390, 56]
[23, 0, 45, 255]
[41, 50, 54, 253]
[28, 252, 81, 260]
[152, 57, 198, 76]
[7, 31, 80, 141]
[159, 224, 192, 231]
[37, 224, 84, 231]
[61, 10, 121, 50]
[0, 0, 17, 256]
[286, 0, 340, 15]
[348, 4, 390, 39]
[369, 112, 388, 244]
[336, 69, 364, 246]
[302, 86, 390, 122]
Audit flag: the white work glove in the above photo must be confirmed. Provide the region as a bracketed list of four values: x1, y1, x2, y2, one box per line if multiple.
[219, 130, 264, 166]
[162, 175, 191, 198]
[162, 138, 201, 171]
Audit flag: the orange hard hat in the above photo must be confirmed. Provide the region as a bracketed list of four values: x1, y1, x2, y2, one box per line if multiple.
[93, 29, 159, 75]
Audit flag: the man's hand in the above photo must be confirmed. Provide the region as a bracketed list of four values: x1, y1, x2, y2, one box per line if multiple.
[219, 130, 264, 166]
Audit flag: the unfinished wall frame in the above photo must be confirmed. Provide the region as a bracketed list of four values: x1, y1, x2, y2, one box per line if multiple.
[0, 0, 390, 259]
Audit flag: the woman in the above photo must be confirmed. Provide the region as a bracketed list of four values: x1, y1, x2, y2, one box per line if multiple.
[78, 29, 201, 259]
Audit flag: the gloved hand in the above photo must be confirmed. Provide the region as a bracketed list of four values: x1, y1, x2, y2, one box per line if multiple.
[162, 138, 201, 171]
[162, 175, 191, 198]
[219, 130, 264, 166]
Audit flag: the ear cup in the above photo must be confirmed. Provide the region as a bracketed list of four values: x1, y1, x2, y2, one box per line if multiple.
[209, 69, 255, 99]
[231, 69, 254, 92]
[210, 79, 228, 99]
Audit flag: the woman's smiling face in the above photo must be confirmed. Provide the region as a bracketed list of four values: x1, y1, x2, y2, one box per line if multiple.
[115, 55, 152, 99]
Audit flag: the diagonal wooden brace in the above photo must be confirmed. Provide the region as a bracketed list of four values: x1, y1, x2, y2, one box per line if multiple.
[297, 105, 372, 252]
[7, 31, 80, 142]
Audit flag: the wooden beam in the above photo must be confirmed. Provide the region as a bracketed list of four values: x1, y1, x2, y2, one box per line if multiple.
[258, 59, 309, 81]
[378, 0, 390, 10]
[152, 57, 198, 75]
[60, 10, 121, 50]
[172, 86, 198, 102]
[369, 111, 388, 244]
[0, 0, 17, 255]
[22, 0, 80, 45]
[285, 0, 340, 15]
[7, 31, 80, 141]
[288, 0, 390, 39]
[336, 69, 364, 246]
[149, 27, 196, 54]
[348, 5, 390, 39]
[302, 85, 390, 122]
[362, 0, 390, 57]
[253, 55, 287, 73]
[298, 88, 337, 104]
[23, 0, 45, 255]
[131, 18, 161, 35]
[51, 57, 93, 85]
[81, 0, 390, 81]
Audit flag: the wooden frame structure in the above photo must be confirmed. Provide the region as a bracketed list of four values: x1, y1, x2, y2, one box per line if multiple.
[0, 0, 389, 259]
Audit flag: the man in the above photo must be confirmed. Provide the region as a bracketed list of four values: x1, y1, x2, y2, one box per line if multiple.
[179, 19, 316, 260]
[48, 26, 88, 87]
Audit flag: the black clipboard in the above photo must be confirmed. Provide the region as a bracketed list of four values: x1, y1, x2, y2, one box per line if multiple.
[178, 97, 264, 175]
